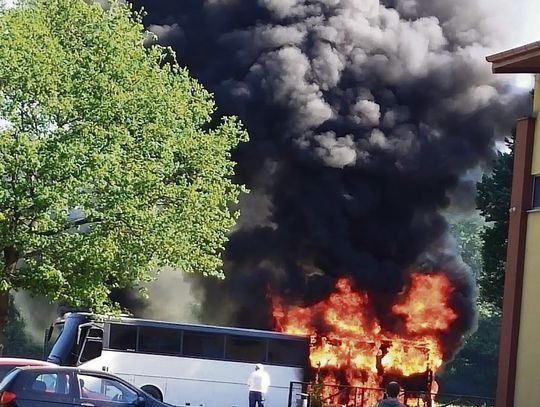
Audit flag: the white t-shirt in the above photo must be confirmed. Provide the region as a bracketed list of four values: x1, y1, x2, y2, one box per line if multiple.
[247, 369, 271, 393]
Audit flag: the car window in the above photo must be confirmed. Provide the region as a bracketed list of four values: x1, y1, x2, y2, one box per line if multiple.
[0, 369, 18, 391]
[15, 372, 71, 402]
[78, 374, 138, 404]
[0, 366, 16, 381]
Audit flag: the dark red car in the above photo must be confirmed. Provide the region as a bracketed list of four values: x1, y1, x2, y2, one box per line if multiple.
[0, 359, 56, 381]
[0, 366, 173, 406]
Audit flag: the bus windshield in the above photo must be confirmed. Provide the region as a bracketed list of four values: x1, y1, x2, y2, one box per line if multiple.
[44, 322, 64, 358]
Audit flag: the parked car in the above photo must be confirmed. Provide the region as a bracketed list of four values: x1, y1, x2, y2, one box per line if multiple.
[0, 366, 173, 406]
[0, 359, 56, 381]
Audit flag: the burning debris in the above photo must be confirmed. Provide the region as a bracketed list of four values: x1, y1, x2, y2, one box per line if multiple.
[127, 0, 529, 396]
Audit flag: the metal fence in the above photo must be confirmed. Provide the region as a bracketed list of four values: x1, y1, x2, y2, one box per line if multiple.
[432, 393, 495, 407]
[287, 382, 495, 407]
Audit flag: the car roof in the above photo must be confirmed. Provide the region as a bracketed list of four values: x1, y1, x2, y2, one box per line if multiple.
[15, 366, 134, 382]
[17, 366, 104, 374]
[17, 366, 75, 371]
[0, 358, 55, 366]
[13, 367, 141, 393]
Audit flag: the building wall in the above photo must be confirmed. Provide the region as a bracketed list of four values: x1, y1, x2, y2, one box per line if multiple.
[514, 213, 540, 406]
[531, 75, 540, 174]
[514, 74, 540, 407]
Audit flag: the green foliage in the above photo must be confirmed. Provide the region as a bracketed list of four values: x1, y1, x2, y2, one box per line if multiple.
[439, 216, 498, 398]
[0, 0, 247, 312]
[477, 138, 513, 310]
[442, 138, 515, 397]
[438, 312, 501, 398]
[448, 214, 484, 278]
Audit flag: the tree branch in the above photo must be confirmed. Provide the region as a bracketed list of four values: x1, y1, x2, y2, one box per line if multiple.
[3, 246, 18, 279]
[33, 217, 102, 237]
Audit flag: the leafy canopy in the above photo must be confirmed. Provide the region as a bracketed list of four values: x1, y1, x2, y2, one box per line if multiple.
[448, 214, 484, 279]
[442, 215, 499, 398]
[0, 0, 247, 311]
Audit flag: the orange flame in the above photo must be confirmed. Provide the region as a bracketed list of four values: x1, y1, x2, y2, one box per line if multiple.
[272, 273, 457, 406]
[393, 274, 458, 333]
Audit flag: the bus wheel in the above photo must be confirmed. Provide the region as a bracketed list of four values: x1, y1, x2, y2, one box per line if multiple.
[141, 385, 163, 402]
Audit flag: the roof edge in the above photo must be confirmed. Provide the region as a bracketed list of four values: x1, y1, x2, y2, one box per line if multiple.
[486, 41, 540, 63]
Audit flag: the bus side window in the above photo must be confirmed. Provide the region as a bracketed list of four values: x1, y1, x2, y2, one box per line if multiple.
[267, 339, 309, 366]
[138, 327, 181, 355]
[109, 324, 137, 351]
[225, 336, 266, 363]
[182, 332, 224, 359]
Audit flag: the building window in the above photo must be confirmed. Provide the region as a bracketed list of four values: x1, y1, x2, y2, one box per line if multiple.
[534, 176, 540, 209]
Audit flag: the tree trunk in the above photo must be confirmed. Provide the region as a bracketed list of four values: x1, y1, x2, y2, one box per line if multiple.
[0, 246, 18, 355]
[0, 291, 9, 356]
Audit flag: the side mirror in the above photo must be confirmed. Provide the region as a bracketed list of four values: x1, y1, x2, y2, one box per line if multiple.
[133, 395, 146, 406]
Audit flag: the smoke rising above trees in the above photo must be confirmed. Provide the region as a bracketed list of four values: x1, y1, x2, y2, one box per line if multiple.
[126, 1, 529, 359]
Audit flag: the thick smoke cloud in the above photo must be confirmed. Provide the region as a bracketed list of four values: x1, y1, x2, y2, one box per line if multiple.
[129, 0, 528, 356]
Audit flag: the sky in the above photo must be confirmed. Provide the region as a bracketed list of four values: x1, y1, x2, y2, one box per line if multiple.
[511, 0, 540, 44]
[494, 0, 539, 88]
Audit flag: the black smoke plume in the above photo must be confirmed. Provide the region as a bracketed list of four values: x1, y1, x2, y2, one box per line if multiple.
[128, 0, 529, 359]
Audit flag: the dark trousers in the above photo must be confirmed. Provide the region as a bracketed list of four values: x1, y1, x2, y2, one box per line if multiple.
[249, 390, 264, 407]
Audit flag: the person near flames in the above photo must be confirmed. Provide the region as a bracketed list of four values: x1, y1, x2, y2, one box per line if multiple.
[375, 381, 406, 407]
[247, 363, 271, 407]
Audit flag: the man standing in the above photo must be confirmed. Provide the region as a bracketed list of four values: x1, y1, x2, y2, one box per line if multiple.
[375, 382, 406, 407]
[247, 363, 271, 407]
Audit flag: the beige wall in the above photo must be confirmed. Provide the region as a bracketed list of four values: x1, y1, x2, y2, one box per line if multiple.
[532, 75, 540, 174]
[514, 212, 540, 406]
[534, 75, 540, 113]
[515, 75, 540, 406]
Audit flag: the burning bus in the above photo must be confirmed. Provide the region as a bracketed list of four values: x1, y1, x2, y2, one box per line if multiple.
[44, 272, 465, 407]
[273, 273, 459, 406]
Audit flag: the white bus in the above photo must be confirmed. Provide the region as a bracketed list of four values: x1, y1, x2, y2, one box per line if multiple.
[45, 313, 309, 407]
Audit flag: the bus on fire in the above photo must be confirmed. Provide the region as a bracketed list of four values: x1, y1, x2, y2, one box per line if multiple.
[45, 312, 309, 407]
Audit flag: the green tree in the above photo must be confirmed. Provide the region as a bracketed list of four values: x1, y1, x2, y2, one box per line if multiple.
[0, 0, 247, 347]
[439, 312, 501, 398]
[439, 215, 499, 398]
[448, 214, 484, 278]
[441, 140, 515, 397]
[477, 138, 513, 310]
